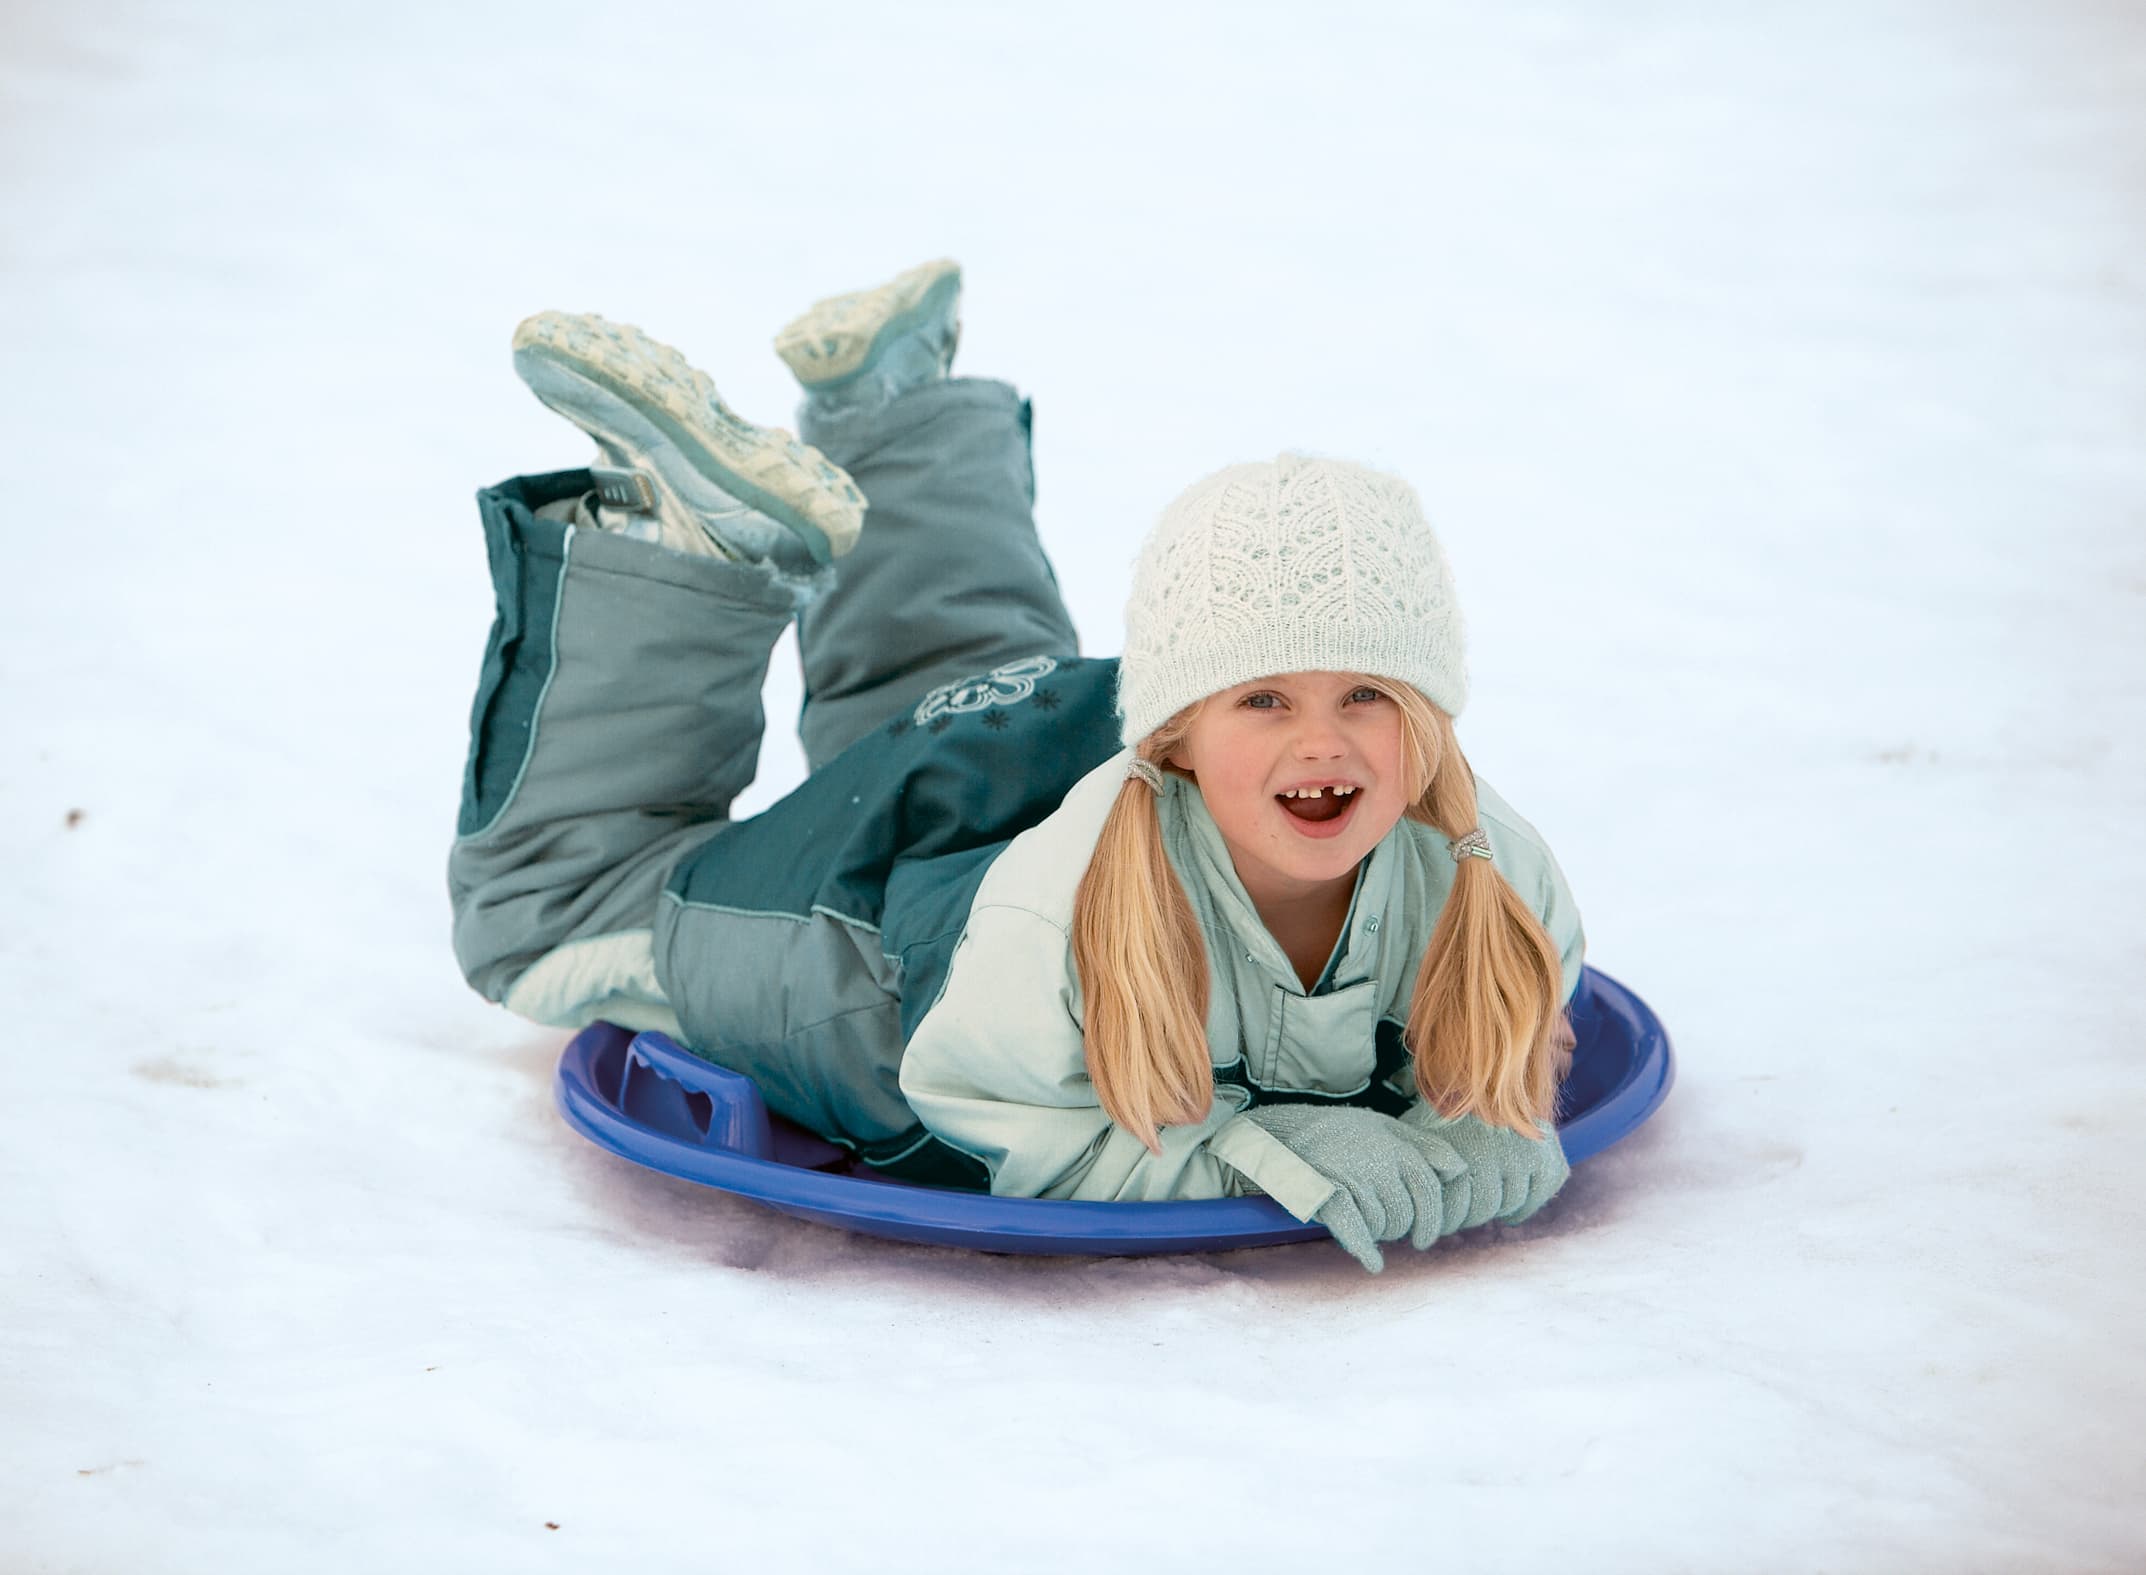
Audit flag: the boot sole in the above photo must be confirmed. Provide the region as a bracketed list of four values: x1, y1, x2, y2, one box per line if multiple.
[512, 311, 866, 562]
[772, 258, 962, 390]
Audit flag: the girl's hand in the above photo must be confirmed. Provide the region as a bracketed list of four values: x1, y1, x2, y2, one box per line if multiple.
[1399, 1105, 1571, 1231]
[1241, 1104, 1454, 1272]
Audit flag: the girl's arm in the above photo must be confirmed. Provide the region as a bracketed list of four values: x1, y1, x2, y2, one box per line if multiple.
[898, 902, 1337, 1218]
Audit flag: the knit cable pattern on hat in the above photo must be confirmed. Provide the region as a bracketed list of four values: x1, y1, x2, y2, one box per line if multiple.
[1117, 453, 1468, 745]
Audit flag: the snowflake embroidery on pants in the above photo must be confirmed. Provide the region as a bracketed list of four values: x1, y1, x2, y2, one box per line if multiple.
[911, 655, 1061, 728]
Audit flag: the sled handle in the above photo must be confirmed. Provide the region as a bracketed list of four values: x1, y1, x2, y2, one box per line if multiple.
[616, 1031, 775, 1160]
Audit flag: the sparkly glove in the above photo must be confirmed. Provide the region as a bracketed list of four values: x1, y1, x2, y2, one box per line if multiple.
[1240, 1104, 1461, 1273]
[1398, 1104, 1571, 1232]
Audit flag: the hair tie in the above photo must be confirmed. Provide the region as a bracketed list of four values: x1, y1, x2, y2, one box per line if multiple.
[1448, 828, 1492, 863]
[1125, 758, 1165, 793]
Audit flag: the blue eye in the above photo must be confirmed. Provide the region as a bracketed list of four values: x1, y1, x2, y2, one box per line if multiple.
[1241, 688, 1382, 710]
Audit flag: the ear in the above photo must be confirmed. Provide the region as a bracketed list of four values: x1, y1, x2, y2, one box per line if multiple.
[1165, 747, 1192, 774]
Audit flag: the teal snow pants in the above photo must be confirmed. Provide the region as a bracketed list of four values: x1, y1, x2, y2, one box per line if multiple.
[448, 379, 1119, 1185]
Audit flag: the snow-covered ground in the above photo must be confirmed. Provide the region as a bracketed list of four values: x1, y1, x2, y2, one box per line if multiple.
[5, 1, 2142, 1568]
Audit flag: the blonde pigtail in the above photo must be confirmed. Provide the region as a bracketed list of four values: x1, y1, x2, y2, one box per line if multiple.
[1071, 720, 1213, 1154]
[1393, 694, 1571, 1135]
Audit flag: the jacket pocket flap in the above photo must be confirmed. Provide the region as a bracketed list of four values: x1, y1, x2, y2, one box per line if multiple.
[1263, 978, 1380, 1095]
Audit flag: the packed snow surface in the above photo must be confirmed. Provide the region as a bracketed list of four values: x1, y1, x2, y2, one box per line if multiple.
[5, 2, 2142, 1569]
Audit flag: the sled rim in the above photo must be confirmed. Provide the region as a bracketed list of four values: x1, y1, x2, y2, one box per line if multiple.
[553, 964, 1673, 1255]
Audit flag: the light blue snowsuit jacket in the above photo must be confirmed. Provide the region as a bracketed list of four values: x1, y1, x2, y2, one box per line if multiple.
[898, 749, 1586, 1220]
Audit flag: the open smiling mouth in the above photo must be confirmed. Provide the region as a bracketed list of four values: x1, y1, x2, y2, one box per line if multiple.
[1275, 786, 1360, 835]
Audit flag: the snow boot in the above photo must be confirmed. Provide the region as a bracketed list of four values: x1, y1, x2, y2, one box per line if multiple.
[512, 310, 867, 565]
[773, 258, 963, 421]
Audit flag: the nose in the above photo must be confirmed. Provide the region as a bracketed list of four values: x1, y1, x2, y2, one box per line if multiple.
[1291, 710, 1347, 759]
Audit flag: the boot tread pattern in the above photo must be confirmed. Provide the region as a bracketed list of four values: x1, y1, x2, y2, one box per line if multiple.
[772, 258, 962, 388]
[513, 310, 867, 556]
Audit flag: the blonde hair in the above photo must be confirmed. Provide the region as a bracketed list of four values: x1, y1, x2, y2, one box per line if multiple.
[1070, 678, 1572, 1154]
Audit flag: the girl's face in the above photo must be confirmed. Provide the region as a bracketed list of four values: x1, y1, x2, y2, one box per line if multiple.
[1166, 671, 1416, 917]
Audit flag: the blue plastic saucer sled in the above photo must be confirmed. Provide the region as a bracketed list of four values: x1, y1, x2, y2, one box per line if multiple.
[555, 964, 1673, 1256]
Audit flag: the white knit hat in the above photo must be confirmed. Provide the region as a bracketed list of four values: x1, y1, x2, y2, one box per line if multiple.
[1117, 452, 1467, 745]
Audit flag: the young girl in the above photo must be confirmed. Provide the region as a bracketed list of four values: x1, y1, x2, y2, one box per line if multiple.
[450, 259, 1584, 1272]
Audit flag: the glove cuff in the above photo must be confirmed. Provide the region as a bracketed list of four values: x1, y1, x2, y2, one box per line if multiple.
[1209, 1114, 1342, 1221]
